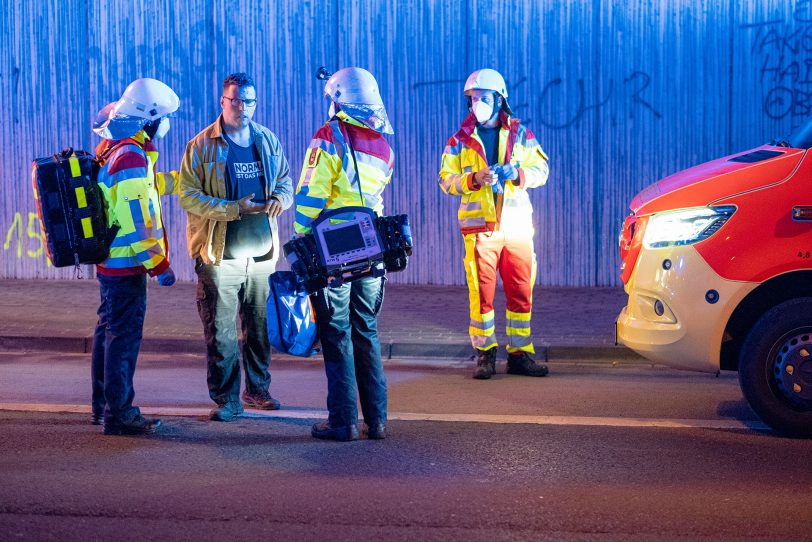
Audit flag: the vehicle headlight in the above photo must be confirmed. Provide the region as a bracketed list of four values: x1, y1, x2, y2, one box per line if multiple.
[642, 206, 735, 248]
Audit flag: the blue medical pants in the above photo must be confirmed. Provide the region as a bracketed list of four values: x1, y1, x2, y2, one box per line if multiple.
[313, 276, 387, 428]
[91, 274, 147, 423]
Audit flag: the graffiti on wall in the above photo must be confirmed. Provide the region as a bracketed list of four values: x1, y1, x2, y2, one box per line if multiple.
[2, 211, 49, 265]
[411, 70, 662, 131]
[535, 71, 662, 130]
[742, 0, 812, 127]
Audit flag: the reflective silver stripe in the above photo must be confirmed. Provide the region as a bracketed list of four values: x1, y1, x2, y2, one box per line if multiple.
[506, 319, 531, 329]
[463, 166, 472, 173]
[309, 137, 336, 154]
[354, 151, 390, 173]
[472, 335, 498, 349]
[329, 124, 356, 183]
[364, 192, 383, 210]
[444, 142, 463, 155]
[460, 217, 486, 228]
[441, 174, 465, 194]
[507, 334, 533, 348]
[469, 317, 495, 331]
[460, 200, 481, 211]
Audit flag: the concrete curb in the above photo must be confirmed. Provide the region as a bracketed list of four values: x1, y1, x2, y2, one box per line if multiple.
[0, 334, 644, 362]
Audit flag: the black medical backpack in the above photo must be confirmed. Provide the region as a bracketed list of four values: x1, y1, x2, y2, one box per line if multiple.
[32, 147, 119, 268]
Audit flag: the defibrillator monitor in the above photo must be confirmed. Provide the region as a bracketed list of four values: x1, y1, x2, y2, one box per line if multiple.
[312, 207, 383, 268]
[283, 206, 412, 293]
[322, 223, 369, 261]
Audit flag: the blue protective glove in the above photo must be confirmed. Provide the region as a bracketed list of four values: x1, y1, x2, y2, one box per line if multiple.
[499, 163, 519, 182]
[156, 267, 176, 286]
[489, 165, 506, 194]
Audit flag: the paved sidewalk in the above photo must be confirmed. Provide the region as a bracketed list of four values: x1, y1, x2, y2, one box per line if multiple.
[0, 279, 636, 362]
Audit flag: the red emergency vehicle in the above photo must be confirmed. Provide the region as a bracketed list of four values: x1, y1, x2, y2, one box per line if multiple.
[617, 121, 812, 437]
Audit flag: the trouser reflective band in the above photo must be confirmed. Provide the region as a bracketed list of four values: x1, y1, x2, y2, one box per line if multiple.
[463, 230, 536, 353]
[506, 309, 533, 353]
[463, 234, 497, 350]
[469, 310, 496, 350]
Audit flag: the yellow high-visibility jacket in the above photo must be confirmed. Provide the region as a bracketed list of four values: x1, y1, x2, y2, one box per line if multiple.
[294, 112, 394, 234]
[439, 112, 549, 235]
[95, 131, 177, 276]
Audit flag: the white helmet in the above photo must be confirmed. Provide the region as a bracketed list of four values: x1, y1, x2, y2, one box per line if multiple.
[324, 67, 393, 134]
[325, 67, 383, 106]
[112, 78, 179, 121]
[93, 78, 179, 139]
[464, 69, 511, 113]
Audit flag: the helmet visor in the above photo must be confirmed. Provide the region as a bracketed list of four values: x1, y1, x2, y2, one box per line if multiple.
[92, 110, 149, 140]
[341, 103, 394, 134]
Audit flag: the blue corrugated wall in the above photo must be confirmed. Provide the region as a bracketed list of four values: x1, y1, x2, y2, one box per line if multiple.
[0, 0, 807, 285]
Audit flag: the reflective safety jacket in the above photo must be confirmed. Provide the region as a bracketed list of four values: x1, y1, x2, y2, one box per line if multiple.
[439, 112, 549, 235]
[294, 112, 394, 234]
[95, 131, 177, 276]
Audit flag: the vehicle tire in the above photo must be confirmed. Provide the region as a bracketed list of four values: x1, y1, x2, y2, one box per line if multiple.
[738, 298, 812, 438]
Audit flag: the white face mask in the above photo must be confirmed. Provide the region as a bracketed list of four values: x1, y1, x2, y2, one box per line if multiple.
[472, 100, 495, 124]
[328, 101, 337, 119]
[154, 117, 170, 139]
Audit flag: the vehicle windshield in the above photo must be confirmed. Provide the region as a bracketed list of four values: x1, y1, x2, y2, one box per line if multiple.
[776, 117, 812, 149]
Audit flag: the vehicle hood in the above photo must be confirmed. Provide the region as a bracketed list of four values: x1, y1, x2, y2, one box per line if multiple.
[630, 145, 806, 215]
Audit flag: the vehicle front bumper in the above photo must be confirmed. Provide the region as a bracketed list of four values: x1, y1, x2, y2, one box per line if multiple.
[616, 244, 757, 373]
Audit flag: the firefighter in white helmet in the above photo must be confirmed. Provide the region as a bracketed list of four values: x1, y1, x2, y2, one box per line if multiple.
[295, 67, 395, 441]
[90, 78, 179, 435]
[439, 69, 550, 380]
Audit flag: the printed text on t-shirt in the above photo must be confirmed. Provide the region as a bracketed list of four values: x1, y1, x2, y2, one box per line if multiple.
[233, 161, 263, 179]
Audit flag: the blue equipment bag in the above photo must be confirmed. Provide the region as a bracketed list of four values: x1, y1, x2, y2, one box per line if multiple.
[267, 271, 320, 357]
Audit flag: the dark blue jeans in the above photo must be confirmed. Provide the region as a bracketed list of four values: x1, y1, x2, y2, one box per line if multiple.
[91, 274, 147, 423]
[312, 276, 387, 428]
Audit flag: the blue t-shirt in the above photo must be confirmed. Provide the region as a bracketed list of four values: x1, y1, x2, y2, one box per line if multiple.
[477, 125, 501, 201]
[224, 133, 265, 202]
[223, 133, 272, 260]
[477, 125, 500, 167]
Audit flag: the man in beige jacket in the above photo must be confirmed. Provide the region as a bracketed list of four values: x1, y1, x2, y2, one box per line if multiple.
[179, 73, 293, 422]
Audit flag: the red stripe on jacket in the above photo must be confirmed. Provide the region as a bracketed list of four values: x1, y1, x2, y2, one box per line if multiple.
[316, 121, 391, 164]
[106, 151, 148, 175]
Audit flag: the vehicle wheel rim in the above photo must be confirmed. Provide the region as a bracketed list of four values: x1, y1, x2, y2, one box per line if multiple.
[771, 328, 812, 411]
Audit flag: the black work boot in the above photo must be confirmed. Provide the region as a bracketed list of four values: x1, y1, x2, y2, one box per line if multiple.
[209, 402, 244, 422]
[473, 348, 497, 380]
[364, 422, 387, 440]
[311, 421, 360, 442]
[103, 415, 162, 435]
[506, 351, 549, 377]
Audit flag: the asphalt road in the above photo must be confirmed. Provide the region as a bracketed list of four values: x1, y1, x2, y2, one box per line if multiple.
[1, 352, 811, 540]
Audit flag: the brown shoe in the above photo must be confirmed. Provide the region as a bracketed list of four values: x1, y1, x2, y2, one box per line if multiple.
[242, 391, 281, 410]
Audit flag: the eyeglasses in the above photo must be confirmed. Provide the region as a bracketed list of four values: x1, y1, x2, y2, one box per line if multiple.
[221, 96, 257, 108]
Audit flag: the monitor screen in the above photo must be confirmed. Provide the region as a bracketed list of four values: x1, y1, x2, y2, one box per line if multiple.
[323, 223, 366, 255]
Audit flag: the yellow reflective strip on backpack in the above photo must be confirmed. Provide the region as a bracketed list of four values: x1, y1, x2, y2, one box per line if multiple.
[69, 156, 81, 177]
[74, 187, 87, 208]
[81, 217, 93, 238]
